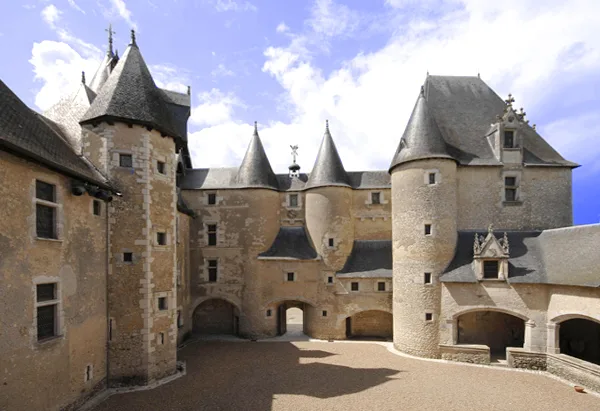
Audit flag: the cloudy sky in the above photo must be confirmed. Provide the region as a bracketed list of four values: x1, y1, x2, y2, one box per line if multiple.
[1, 0, 599, 224]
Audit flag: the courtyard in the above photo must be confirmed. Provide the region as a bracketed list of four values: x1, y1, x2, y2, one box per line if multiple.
[93, 340, 600, 411]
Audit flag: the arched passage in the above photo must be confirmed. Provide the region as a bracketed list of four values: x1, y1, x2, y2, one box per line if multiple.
[345, 310, 393, 340]
[193, 298, 240, 335]
[274, 301, 309, 337]
[559, 318, 600, 365]
[457, 311, 525, 359]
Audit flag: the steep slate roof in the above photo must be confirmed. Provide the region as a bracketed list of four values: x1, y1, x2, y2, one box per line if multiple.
[424, 75, 575, 167]
[441, 225, 600, 287]
[305, 121, 351, 189]
[88, 52, 118, 93]
[234, 124, 279, 190]
[389, 90, 455, 171]
[258, 227, 319, 260]
[80, 36, 182, 146]
[0, 80, 111, 188]
[337, 240, 393, 278]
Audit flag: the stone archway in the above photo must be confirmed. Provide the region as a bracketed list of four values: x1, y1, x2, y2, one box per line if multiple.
[193, 298, 240, 335]
[345, 310, 393, 340]
[559, 318, 600, 365]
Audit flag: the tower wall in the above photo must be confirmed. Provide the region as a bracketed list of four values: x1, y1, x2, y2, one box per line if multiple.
[391, 158, 457, 358]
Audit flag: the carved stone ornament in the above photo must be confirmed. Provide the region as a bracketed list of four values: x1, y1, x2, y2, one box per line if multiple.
[473, 225, 509, 258]
[287, 209, 297, 219]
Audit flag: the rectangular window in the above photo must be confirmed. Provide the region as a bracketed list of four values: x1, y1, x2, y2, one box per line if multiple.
[504, 130, 515, 148]
[371, 192, 381, 205]
[208, 193, 217, 205]
[208, 260, 218, 282]
[505, 176, 518, 202]
[328, 238, 335, 247]
[93, 200, 102, 216]
[377, 282, 386, 291]
[483, 260, 499, 279]
[160, 332, 165, 345]
[266, 309, 272, 317]
[123, 252, 133, 262]
[36, 180, 55, 202]
[36, 180, 57, 239]
[157, 160, 166, 175]
[85, 365, 92, 382]
[207, 224, 217, 246]
[322, 310, 328, 317]
[351, 282, 359, 291]
[327, 276, 333, 284]
[109, 319, 113, 341]
[158, 297, 167, 311]
[157, 232, 167, 246]
[119, 154, 133, 168]
[425, 313, 433, 321]
[287, 272, 295, 282]
[289, 193, 299, 207]
[424, 272, 432, 284]
[428, 173, 436, 185]
[36, 283, 58, 341]
[424, 224, 432, 235]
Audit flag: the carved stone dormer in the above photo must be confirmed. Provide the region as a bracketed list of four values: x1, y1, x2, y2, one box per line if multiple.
[473, 225, 510, 281]
[486, 93, 531, 165]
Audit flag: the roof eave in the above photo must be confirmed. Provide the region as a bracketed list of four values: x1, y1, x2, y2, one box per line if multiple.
[389, 154, 457, 173]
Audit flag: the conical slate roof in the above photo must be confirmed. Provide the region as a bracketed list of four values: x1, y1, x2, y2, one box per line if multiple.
[305, 121, 351, 189]
[80, 34, 181, 142]
[389, 89, 454, 172]
[88, 53, 118, 93]
[235, 123, 279, 190]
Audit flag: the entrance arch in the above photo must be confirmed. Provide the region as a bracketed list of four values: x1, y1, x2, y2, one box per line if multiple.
[193, 298, 240, 335]
[345, 310, 393, 340]
[273, 300, 313, 337]
[559, 318, 600, 365]
[456, 310, 525, 358]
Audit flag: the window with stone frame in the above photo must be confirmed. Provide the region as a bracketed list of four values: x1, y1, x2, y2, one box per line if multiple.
[287, 272, 295, 282]
[288, 193, 299, 208]
[36, 283, 59, 341]
[377, 282, 386, 291]
[36, 180, 57, 239]
[483, 260, 499, 279]
[119, 153, 133, 168]
[503, 130, 515, 148]
[207, 193, 217, 205]
[207, 224, 217, 246]
[351, 282, 359, 291]
[158, 297, 168, 310]
[504, 176, 518, 202]
[93, 199, 102, 216]
[428, 172, 436, 185]
[371, 192, 381, 205]
[156, 232, 167, 246]
[208, 260, 218, 282]
[157, 160, 166, 175]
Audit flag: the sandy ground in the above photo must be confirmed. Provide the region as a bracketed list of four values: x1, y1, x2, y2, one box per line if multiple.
[93, 340, 600, 411]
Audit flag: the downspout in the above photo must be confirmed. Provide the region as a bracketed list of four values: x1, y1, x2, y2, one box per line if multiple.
[105, 200, 110, 389]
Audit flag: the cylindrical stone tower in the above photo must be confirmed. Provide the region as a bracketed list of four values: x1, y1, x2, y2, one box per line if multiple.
[390, 89, 457, 358]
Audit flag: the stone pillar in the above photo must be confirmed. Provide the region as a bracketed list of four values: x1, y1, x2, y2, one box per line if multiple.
[546, 322, 560, 354]
[524, 319, 535, 350]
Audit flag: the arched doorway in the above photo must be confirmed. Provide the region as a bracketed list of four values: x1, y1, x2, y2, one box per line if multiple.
[276, 301, 307, 337]
[457, 311, 524, 360]
[193, 299, 240, 335]
[559, 318, 600, 365]
[345, 310, 393, 340]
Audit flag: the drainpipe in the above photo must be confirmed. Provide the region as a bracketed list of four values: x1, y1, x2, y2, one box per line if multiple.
[105, 200, 110, 389]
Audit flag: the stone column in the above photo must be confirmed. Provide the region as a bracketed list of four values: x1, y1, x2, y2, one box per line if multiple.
[524, 319, 535, 350]
[546, 322, 560, 354]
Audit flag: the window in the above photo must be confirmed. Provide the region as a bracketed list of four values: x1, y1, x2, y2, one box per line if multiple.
[157, 160, 166, 175]
[504, 176, 518, 202]
[207, 224, 217, 246]
[159, 332, 165, 345]
[266, 309, 272, 317]
[351, 282, 359, 291]
[322, 310, 328, 317]
[327, 276, 334, 284]
[177, 310, 183, 328]
[483, 260, 499, 279]
[377, 282, 386, 291]
[425, 313, 433, 321]
[92, 200, 102, 216]
[123, 252, 133, 262]
[157, 232, 167, 246]
[119, 154, 133, 168]
[424, 224, 432, 235]
[328, 238, 335, 248]
[424, 272, 432, 284]
[158, 297, 167, 311]
[287, 272, 295, 282]
[371, 192, 381, 205]
[428, 173, 436, 185]
[36, 180, 57, 239]
[36, 283, 59, 341]
[208, 260, 218, 282]
[289, 193, 299, 207]
[208, 193, 217, 205]
[109, 319, 113, 341]
[504, 130, 515, 148]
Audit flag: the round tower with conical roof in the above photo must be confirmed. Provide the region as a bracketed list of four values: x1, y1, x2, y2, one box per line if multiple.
[389, 86, 457, 358]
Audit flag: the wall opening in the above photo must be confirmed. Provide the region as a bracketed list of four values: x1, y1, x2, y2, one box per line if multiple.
[192, 299, 240, 336]
[276, 301, 307, 338]
[457, 311, 524, 361]
[559, 318, 600, 365]
[345, 310, 392, 340]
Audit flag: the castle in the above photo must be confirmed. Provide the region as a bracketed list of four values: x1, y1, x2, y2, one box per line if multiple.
[1, 29, 599, 411]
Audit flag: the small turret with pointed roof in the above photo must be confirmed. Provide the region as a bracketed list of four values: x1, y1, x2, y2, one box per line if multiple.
[389, 86, 454, 172]
[305, 120, 351, 189]
[235, 122, 279, 190]
[88, 25, 119, 92]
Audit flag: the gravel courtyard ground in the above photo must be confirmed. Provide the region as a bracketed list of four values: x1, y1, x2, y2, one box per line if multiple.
[94, 340, 600, 411]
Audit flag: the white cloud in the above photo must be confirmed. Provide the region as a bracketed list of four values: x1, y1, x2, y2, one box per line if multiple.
[211, 63, 235, 78]
[308, 0, 360, 38]
[150, 64, 190, 93]
[108, 0, 137, 29]
[276, 22, 289, 33]
[67, 0, 85, 14]
[212, 0, 257, 12]
[190, 88, 245, 127]
[41, 4, 62, 27]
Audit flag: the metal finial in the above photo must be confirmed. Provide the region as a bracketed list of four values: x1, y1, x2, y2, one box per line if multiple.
[290, 145, 299, 164]
[478, 72, 480, 78]
[81, 71, 86, 84]
[253, 121, 258, 134]
[105, 24, 115, 56]
[115, 49, 119, 59]
[532, 124, 537, 130]
[420, 85, 425, 95]
[130, 29, 136, 45]
[488, 223, 494, 234]
[505, 93, 515, 107]
[325, 119, 329, 131]
[187, 85, 191, 96]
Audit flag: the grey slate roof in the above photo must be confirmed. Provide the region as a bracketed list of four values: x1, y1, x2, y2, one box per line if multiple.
[337, 240, 393, 278]
[258, 226, 318, 260]
[88, 53, 118, 93]
[305, 123, 351, 189]
[0, 80, 111, 189]
[235, 126, 279, 190]
[80, 42, 183, 146]
[424, 75, 576, 167]
[441, 225, 600, 287]
[389, 91, 455, 171]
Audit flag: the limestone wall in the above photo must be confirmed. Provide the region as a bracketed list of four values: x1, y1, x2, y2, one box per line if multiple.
[176, 212, 192, 345]
[351, 189, 391, 240]
[0, 151, 107, 411]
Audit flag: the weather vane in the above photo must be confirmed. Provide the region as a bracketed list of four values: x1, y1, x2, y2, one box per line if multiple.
[290, 145, 299, 164]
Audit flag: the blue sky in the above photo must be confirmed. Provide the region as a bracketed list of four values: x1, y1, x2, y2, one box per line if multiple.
[0, 0, 599, 224]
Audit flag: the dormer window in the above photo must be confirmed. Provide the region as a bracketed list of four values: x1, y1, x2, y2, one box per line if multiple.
[473, 226, 510, 281]
[483, 260, 499, 279]
[504, 130, 515, 148]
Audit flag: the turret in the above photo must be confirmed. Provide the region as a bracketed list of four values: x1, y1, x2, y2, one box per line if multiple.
[305, 121, 354, 270]
[389, 87, 457, 358]
[235, 122, 279, 190]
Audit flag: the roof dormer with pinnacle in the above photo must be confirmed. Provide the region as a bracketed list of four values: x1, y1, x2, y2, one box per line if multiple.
[234, 122, 279, 190]
[305, 120, 351, 189]
[80, 29, 183, 147]
[389, 86, 455, 172]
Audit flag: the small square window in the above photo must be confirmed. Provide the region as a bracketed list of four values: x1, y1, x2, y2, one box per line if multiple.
[208, 193, 217, 205]
[322, 310, 328, 317]
[327, 276, 333, 284]
[287, 272, 295, 282]
[424, 224, 432, 235]
[504, 130, 515, 148]
[208, 260, 218, 282]
[289, 194, 299, 207]
[328, 238, 335, 247]
[119, 154, 133, 168]
[425, 313, 433, 321]
[371, 192, 381, 205]
[351, 282, 359, 291]
[123, 252, 133, 262]
[36, 180, 55, 202]
[377, 282, 386, 291]
[157, 232, 167, 246]
[266, 309, 272, 317]
[93, 200, 102, 216]
[207, 224, 217, 246]
[424, 272, 432, 284]
[483, 260, 499, 279]
[158, 297, 167, 311]
[37, 283, 56, 302]
[157, 161, 166, 175]
[428, 173, 436, 185]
